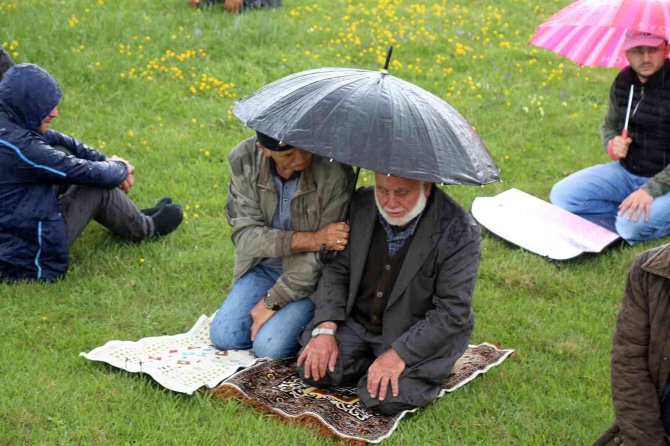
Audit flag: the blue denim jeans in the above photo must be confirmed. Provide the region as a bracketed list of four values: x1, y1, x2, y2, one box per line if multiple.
[550, 162, 670, 243]
[209, 265, 314, 359]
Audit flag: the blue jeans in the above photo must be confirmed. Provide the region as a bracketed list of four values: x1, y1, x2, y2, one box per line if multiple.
[550, 162, 670, 243]
[209, 265, 314, 359]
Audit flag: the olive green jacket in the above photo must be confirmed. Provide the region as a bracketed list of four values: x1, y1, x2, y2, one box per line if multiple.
[225, 136, 355, 307]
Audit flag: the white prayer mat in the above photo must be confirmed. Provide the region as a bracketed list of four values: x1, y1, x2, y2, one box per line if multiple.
[80, 315, 259, 394]
[472, 188, 620, 260]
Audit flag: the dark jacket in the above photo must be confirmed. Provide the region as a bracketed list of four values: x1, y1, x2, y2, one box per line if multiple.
[0, 64, 128, 281]
[311, 186, 480, 378]
[595, 243, 670, 446]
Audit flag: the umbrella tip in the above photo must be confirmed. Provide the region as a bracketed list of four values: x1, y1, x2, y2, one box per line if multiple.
[383, 45, 394, 71]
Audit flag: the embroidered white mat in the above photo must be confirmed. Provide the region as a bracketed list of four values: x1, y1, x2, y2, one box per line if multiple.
[80, 315, 259, 394]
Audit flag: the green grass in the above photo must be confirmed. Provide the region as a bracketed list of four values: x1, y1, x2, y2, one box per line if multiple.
[0, 0, 662, 444]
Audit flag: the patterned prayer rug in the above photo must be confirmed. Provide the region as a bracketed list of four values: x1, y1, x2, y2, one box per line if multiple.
[80, 315, 259, 394]
[212, 343, 514, 444]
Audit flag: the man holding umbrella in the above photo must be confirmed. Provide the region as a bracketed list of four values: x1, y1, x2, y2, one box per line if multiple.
[296, 172, 480, 415]
[550, 30, 670, 243]
[209, 131, 354, 359]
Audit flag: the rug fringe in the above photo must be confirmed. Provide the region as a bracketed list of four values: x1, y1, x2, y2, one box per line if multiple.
[210, 386, 365, 445]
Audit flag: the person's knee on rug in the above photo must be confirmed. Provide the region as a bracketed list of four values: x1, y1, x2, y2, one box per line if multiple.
[356, 374, 441, 416]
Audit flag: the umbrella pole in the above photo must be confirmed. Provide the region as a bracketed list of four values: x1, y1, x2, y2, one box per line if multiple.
[622, 84, 634, 139]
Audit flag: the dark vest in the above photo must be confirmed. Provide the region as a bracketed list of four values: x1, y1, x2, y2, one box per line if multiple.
[614, 60, 670, 177]
[351, 218, 413, 334]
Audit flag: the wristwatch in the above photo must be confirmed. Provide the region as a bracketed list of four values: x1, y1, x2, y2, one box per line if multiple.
[263, 293, 281, 311]
[311, 326, 336, 337]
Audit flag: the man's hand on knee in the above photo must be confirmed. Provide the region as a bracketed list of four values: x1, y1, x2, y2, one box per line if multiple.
[249, 298, 276, 341]
[366, 348, 406, 401]
[619, 189, 653, 223]
[297, 322, 338, 381]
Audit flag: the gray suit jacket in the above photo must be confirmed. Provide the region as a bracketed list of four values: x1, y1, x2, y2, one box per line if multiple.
[310, 186, 480, 381]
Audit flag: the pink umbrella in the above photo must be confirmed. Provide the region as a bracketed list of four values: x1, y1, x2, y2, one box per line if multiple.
[530, 0, 670, 68]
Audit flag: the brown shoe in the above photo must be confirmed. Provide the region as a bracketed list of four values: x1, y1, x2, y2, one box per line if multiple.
[187, 0, 200, 8]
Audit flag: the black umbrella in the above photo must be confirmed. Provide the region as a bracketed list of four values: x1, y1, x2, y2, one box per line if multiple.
[232, 49, 499, 185]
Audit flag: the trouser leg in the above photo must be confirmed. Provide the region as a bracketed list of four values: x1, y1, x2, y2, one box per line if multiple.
[59, 185, 154, 246]
[346, 318, 442, 415]
[298, 319, 374, 387]
[357, 369, 441, 415]
[209, 265, 279, 351]
[550, 162, 636, 231]
[615, 190, 670, 243]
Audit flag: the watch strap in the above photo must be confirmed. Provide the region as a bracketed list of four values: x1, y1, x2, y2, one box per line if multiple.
[311, 327, 336, 337]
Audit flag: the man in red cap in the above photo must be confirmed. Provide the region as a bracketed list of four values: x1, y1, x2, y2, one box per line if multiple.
[551, 31, 670, 244]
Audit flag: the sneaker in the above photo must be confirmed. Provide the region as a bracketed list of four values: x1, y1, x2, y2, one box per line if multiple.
[152, 204, 183, 237]
[141, 197, 173, 217]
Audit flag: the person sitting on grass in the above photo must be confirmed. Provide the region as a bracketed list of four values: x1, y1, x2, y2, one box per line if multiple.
[187, 0, 281, 13]
[595, 242, 670, 446]
[297, 173, 480, 415]
[550, 31, 670, 244]
[0, 63, 183, 282]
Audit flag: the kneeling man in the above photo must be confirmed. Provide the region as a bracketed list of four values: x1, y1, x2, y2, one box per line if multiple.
[297, 173, 480, 415]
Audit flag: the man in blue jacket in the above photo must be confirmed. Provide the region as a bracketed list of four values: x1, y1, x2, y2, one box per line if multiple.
[0, 63, 183, 282]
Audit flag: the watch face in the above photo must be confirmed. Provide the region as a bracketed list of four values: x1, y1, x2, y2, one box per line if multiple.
[264, 295, 280, 310]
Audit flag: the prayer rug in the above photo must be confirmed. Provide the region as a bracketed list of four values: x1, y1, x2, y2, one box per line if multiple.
[80, 315, 259, 394]
[472, 188, 619, 260]
[212, 342, 514, 444]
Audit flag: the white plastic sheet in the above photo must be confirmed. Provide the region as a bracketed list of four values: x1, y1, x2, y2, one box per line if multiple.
[472, 188, 620, 260]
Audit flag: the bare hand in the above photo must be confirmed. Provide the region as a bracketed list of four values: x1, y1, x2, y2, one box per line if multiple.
[611, 135, 632, 159]
[250, 298, 276, 341]
[110, 155, 135, 193]
[315, 222, 350, 251]
[224, 0, 242, 13]
[367, 349, 406, 400]
[297, 322, 338, 381]
[619, 189, 654, 223]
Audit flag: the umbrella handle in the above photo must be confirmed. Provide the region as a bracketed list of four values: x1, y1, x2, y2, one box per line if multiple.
[622, 128, 628, 139]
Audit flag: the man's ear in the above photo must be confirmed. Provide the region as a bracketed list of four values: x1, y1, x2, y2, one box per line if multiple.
[423, 182, 433, 197]
[257, 142, 272, 158]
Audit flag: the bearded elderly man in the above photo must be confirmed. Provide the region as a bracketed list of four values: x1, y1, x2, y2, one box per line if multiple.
[297, 173, 480, 415]
[551, 31, 670, 243]
[209, 132, 354, 359]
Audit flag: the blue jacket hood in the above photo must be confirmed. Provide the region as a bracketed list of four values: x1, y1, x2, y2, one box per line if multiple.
[0, 63, 61, 131]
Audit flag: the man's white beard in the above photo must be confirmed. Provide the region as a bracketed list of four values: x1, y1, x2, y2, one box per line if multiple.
[375, 189, 427, 227]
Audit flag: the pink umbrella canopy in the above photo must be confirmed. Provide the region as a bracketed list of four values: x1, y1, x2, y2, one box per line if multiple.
[530, 0, 670, 68]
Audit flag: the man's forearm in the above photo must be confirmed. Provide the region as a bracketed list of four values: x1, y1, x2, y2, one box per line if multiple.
[290, 230, 320, 253]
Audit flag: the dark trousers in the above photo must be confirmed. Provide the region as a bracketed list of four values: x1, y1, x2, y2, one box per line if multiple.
[53, 145, 154, 245]
[59, 185, 154, 245]
[298, 318, 441, 415]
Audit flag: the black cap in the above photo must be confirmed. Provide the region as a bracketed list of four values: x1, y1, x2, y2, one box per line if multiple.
[256, 131, 294, 152]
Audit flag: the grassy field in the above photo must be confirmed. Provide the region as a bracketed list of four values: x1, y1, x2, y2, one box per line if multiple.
[0, 0, 662, 444]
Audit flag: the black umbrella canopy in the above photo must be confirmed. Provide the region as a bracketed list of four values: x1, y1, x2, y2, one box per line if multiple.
[233, 67, 500, 185]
